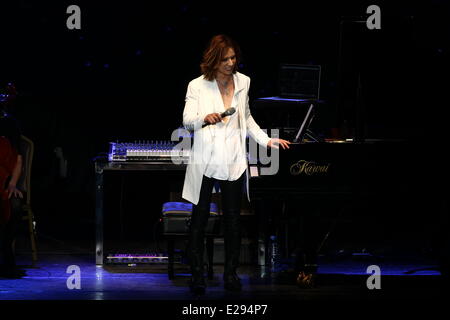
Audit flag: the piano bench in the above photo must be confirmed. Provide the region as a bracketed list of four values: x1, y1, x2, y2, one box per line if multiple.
[162, 202, 221, 280]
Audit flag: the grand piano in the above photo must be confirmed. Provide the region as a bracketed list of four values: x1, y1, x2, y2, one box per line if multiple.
[247, 97, 420, 270]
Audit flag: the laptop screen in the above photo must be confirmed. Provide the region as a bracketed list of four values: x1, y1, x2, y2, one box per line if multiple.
[279, 64, 321, 99]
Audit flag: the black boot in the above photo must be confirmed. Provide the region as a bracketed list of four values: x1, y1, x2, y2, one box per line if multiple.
[188, 226, 207, 295]
[223, 212, 242, 292]
[190, 273, 206, 295]
[224, 272, 242, 291]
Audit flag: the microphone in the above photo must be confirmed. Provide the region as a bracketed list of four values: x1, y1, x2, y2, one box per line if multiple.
[202, 107, 236, 128]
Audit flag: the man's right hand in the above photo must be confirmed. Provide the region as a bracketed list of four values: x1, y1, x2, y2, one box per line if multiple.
[204, 113, 223, 125]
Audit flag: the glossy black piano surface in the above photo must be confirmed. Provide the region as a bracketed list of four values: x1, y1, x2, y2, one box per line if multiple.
[247, 138, 433, 268]
[249, 139, 416, 198]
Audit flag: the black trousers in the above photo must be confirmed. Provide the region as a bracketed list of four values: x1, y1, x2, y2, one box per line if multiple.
[0, 196, 23, 267]
[188, 173, 245, 277]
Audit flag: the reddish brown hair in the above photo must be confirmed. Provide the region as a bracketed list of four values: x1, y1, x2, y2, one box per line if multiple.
[200, 34, 241, 81]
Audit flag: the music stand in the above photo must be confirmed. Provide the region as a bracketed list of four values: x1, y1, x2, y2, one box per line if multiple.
[292, 103, 321, 143]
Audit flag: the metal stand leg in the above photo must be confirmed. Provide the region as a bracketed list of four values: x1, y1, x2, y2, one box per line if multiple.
[206, 236, 214, 280]
[95, 162, 104, 265]
[167, 237, 174, 280]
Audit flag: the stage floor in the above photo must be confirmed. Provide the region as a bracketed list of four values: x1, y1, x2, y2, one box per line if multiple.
[1, 251, 445, 302]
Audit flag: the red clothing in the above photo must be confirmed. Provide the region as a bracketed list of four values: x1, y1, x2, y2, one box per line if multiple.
[0, 136, 18, 224]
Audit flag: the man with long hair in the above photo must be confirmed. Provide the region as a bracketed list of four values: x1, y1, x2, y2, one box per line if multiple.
[182, 34, 290, 294]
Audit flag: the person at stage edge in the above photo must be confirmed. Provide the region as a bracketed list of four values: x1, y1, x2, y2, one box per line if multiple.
[181, 34, 291, 294]
[0, 83, 26, 279]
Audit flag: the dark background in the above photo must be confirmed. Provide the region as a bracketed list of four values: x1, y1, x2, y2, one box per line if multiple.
[0, 1, 448, 249]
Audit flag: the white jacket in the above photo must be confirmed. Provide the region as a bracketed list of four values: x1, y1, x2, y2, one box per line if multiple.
[182, 72, 271, 205]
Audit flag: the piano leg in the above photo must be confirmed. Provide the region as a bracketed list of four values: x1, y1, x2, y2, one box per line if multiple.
[253, 195, 328, 281]
[254, 197, 290, 270]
